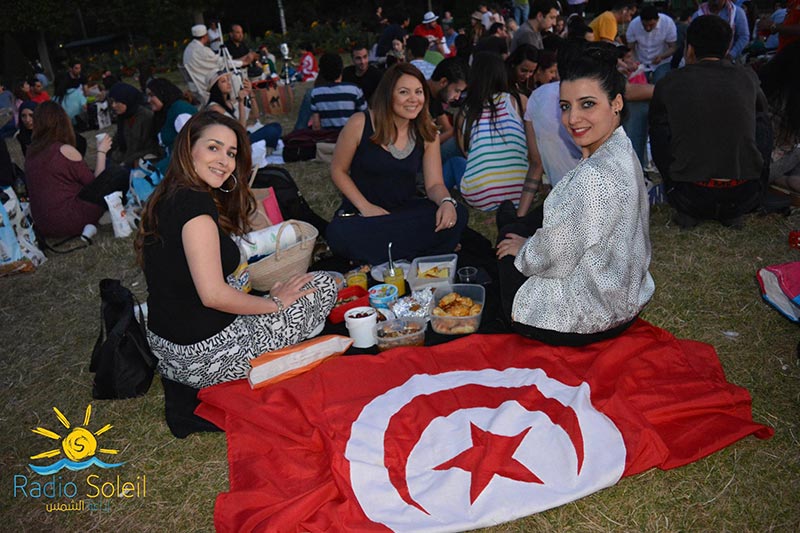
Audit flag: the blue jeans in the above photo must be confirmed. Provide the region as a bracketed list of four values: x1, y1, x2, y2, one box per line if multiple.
[648, 63, 671, 85]
[249, 122, 282, 148]
[440, 137, 467, 190]
[514, 4, 530, 26]
[443, 157, 467, 190]
[623, 101, 649, 168]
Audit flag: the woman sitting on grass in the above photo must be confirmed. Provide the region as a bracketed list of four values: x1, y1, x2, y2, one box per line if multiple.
[496, 42, 655, 346]
[506, 44, 540, 97]
[325, 63, 467, 265]
[145, 78, 197, 164]
[106, 82, 160, 167]
[134, 111, 336, 388]
[451, 52, 543, 212]
[24, 101, 113, 238]
[205, 70, 283, 150]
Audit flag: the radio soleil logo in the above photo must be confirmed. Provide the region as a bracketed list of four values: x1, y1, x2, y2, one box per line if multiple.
[29, 404, 124, 475]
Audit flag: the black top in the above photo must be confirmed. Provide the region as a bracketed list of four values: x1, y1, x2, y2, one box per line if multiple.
[342, 110, 424, 213]
[224, 40, 262, 78]
[341, 65, 383, 103]
[54, 72, 85, 98]
[144, 188, 239, 344]
[429, 97, 445, 120]
[649, 60, 767, 183]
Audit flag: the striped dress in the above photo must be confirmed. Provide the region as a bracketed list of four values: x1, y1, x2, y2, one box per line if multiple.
[460, 92, 529, 211]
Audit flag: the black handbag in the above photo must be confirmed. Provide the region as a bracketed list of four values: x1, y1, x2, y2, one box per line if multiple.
[90, 279, 157, 399]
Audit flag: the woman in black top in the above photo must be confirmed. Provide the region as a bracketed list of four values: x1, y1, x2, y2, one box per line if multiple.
[135, 111, 336, 388]
[325, 63, 467, 265]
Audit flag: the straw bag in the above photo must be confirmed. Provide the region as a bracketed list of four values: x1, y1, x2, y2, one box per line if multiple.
[247, 219, 318, 291]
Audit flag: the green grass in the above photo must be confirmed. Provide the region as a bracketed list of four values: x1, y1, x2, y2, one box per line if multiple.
[1, 81, 798, 532]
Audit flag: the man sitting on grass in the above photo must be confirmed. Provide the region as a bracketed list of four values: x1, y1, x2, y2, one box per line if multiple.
[649, 15, 772, 229]
[341, 45, 383, 102]
[310, 53, 367, 131]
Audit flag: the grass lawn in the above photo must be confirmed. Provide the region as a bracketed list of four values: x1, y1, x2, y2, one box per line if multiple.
[1, 79, 798, 532]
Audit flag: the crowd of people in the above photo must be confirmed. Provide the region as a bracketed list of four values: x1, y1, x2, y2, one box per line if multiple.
[1, 1, 797, 397]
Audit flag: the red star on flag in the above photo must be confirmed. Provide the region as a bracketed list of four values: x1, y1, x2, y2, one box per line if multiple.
[434, 422, 543, 504]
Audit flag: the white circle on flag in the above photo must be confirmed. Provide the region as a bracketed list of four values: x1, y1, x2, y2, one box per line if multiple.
[346, 367, 626, 532]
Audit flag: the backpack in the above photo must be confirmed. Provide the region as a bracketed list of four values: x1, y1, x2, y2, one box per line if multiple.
[90, 279, 157, 399]
[250, 166, 328, 235]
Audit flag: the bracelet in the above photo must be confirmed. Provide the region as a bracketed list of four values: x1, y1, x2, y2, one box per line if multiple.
[271, 295, 284, 313]
[439, 196, 457, 208]
[98, 151, 107, 154]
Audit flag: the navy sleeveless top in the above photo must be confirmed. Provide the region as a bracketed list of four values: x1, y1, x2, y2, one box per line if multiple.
[341, 110, 424, 212]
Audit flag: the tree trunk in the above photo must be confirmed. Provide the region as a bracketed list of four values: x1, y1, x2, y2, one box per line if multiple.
[37, 30, 54, 82]
[192, 10, 204, 25]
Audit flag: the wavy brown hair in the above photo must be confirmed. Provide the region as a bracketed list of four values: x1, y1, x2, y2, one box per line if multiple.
[369, 63, 437, 146]
[134, 111, 255, 267]
[27, 101, 77, 159]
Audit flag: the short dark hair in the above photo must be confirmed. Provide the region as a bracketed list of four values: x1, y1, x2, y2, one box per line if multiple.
[531, 0, 559, 18]
[640, 6, 659, 21]
[351, 43, 369, 55]
[612, 0, 634, 11]
[431, 57, 469, 84]
[687, 15, 733, 59]
[407, 35, 428, 59]
[487, 22, 505, 35]
[319, 52, 343, 82]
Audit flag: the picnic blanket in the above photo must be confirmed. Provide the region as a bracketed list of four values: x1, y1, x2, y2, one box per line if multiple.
[197, 319, 773, 533]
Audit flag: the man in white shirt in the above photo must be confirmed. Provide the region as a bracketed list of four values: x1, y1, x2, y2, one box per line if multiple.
[182, 24, 245, 104]
[626, 6, 678, 83]
[524, 82, 582, 188]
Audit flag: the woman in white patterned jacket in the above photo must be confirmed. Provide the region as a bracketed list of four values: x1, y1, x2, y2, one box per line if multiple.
[496, 41, 655, 346]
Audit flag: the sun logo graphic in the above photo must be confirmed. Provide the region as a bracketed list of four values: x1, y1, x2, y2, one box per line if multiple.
[29, 404, 124, 475]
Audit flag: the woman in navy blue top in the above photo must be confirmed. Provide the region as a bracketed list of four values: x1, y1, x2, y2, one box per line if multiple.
[326, 63, 468, 265]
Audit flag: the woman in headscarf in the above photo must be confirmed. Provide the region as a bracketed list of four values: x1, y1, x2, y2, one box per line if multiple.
[16, 100, 36, 156]
[107, 82, 160, 167]
[145, 78, 197, 171]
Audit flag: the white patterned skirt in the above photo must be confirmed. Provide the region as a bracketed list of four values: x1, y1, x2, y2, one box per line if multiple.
[147, 273, 337, 388]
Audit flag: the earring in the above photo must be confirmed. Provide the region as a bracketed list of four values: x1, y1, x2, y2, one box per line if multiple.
[218, 173, 238, 193]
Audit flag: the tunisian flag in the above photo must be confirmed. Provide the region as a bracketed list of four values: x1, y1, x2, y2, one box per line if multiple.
[197, 320, 772, 532]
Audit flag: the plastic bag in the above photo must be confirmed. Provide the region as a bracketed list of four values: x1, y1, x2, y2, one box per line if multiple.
[104, 191, 133, 238]
[0, 187, 45, 276]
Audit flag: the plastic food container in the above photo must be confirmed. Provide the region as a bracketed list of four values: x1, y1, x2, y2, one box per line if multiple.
[407, 253, 458, 291]
[430, 284, 485, 335]
[374, 318, 427, 352]
[369, 283, 399, 309]
[328, 286, 370, 324]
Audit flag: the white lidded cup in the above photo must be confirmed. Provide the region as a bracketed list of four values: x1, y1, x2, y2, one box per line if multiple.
[95, 133, 107, 145]
[344, 306, 377, 348]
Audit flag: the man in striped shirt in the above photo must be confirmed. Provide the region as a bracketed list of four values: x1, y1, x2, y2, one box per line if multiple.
[310, 53, 367, 131]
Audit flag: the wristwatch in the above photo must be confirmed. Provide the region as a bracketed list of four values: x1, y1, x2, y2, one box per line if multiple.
[439, 196, 457, 207]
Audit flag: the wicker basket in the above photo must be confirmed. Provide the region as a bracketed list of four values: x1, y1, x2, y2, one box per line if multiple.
[248, 220, 318, 291]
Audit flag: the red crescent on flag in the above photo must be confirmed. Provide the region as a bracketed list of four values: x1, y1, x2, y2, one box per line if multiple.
[383, 383, 584, 514]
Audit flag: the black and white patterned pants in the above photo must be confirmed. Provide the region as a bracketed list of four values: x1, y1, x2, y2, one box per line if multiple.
[147, 273, 337, 388]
